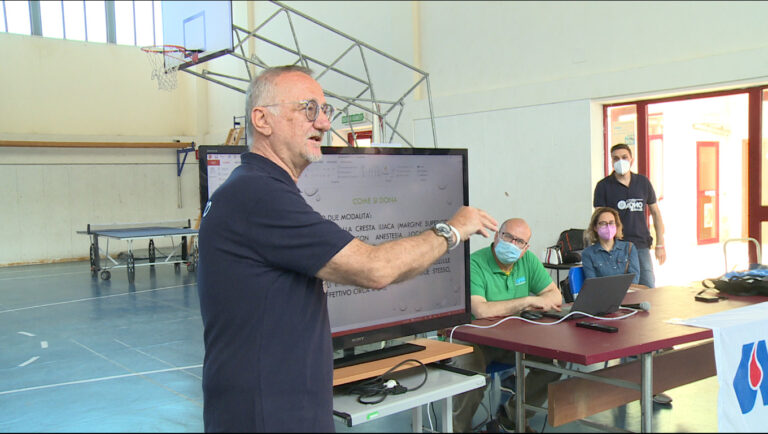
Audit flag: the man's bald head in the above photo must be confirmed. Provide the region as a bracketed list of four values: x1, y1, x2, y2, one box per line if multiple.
[499, 218, 531, 241]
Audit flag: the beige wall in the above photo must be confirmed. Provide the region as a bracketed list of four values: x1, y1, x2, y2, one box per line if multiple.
[0, 33, 201, 265]
[3, 1, 768, 266]
[0, 33, 199, 136]
[411, 0, 768, 257]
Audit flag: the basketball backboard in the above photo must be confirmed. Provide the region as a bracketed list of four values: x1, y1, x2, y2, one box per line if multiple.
[161, 1, 233, 69]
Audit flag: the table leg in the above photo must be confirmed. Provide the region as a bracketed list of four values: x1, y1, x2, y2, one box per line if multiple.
[515, 352, 525, 433]
[412, 404, 422, 433]
[181, 236, 188, 260]
[93, 235, 101, 272]
[641, 352, 653, 432]
[442, 396, 453, 432]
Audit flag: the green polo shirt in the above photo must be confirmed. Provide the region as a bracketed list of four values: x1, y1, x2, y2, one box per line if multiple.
[470, 245, 553, 301]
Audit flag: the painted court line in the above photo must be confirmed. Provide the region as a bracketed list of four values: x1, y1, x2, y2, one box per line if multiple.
[0, 364, 203, 396]
[70, 339, 203, 405]
[0, 283, 195, 315]
[0, 270, 89, 282]
[113, 338, 202, 380]
[18, 356, 39, 367]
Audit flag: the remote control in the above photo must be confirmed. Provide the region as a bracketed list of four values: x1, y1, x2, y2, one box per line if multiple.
[576, 321, 618, 333]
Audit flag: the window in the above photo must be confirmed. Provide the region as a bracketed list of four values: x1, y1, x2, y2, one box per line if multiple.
[63, 1, 86, 41]
[40, 1, 64, 39]
[5, 1, 31, 35]
[1, 1, 161, 46]
[134, 0, 155, 47]
[605, 104, 638, 174]
[1, 1, 7, 32]
[85, 1, 106, 43]
[152, 1, 162, 45]
[114, 1, 136, 45]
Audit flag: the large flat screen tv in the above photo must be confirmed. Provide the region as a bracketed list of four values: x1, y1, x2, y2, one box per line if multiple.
[198, 146, 471, 365]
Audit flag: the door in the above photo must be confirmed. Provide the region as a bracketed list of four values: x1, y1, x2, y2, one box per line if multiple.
[604, 90, 755, 285]
[752, 88, 768, 263]
[697, 141, 719, 245]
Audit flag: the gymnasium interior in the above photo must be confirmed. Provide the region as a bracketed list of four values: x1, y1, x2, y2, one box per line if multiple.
[3, 1, 768, 432]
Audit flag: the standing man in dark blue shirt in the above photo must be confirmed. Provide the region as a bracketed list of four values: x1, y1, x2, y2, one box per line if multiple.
[197, 65, 498, 433]
[593, 143, 666, 288]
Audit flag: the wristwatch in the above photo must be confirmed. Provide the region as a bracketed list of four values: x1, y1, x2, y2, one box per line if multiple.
[433, 222, 460, 250]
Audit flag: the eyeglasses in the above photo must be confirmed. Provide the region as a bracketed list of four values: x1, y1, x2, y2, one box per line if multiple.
[499, 232, 529, 248]
[597, 221, 616, 228]
[260, 99, 334, 122]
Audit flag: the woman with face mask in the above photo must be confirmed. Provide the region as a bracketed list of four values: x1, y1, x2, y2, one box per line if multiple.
[580, 207, 644, 287]
[582, 208, 670, 406]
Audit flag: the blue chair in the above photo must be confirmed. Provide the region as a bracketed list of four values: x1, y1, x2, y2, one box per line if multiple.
[565, 266, 584, 301]
[485, 361, 515, 423]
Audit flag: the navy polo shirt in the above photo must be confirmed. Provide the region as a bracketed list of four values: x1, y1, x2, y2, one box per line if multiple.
[593, 172, 657, 249]
[197, 152, 354, 432]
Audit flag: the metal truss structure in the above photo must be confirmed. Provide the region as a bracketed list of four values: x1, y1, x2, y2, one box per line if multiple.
[178, 1, 437, 148]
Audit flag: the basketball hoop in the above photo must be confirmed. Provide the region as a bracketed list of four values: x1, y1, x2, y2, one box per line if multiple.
[141, 45, 199, 91]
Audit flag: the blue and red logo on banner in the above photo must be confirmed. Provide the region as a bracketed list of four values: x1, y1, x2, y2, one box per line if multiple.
[733, 340, 768, 414]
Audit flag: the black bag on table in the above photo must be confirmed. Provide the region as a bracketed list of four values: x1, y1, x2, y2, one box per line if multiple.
[556, 228, 585, 264]
[702, 269, 768, 297]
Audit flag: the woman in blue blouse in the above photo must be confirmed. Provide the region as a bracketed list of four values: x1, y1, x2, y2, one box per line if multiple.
[582, 207, 667, 404]
[581, 207, 644, 287]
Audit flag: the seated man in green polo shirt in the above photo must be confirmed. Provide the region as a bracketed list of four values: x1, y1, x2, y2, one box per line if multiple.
[451, 218, 563, 433]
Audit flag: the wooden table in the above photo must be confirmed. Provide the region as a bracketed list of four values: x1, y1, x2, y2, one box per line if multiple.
[450, 286, 765, 432]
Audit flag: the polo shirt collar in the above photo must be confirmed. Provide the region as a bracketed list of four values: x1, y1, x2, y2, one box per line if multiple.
[596, 240, 629, 253]
[609, 171, 637, 186]
[242, 152, 296, 184]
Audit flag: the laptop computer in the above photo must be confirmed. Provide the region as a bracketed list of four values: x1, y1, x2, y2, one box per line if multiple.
[543, 273, 635, 320]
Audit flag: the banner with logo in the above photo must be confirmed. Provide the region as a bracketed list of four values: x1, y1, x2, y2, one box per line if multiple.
[682, 302, 768, 432]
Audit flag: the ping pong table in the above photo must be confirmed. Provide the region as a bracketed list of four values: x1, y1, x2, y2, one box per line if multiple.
[78, 220, 198, 283]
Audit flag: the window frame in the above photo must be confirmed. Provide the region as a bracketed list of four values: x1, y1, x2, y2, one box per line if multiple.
[1, 0, 160, 47]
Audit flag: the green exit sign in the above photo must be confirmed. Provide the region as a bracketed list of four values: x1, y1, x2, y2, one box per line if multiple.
[341, 113, 365, 124]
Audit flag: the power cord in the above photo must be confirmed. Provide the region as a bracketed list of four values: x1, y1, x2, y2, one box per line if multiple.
[428, 401, 435, 432]
[343, 358, 428, 405]
[447, 310, 640, 343]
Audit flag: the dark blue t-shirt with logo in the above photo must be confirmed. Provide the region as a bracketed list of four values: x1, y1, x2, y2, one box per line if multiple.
[198, 152, 354, 432]
[593, 172, 657, 249]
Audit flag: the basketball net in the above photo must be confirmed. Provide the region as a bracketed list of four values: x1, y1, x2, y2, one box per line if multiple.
[141, 45, 197, 91]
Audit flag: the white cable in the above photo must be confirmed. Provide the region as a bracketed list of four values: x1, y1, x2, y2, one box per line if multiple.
[448, 310, 639, 343]
[427, 402, 434, 432]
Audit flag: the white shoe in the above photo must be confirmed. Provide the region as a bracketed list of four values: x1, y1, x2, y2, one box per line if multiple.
[653, 393, 672, 407]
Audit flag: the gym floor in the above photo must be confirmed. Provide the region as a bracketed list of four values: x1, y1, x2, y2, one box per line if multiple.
[0, 261, 718, 432]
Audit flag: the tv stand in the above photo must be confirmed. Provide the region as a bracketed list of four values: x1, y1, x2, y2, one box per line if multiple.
[333, 342, 426, 369]
[332, 339, 481, 431]
[332, 338, 475, 386]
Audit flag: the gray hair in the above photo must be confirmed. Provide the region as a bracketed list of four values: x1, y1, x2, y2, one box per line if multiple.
[245, 65, 314, 145]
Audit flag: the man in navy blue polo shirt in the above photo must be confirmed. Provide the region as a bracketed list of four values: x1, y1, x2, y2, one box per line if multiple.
[593, 143, 666, 288]
[197, 65, 498, 432]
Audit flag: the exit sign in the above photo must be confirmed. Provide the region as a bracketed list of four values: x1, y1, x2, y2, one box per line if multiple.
[341, 113, 365, 124]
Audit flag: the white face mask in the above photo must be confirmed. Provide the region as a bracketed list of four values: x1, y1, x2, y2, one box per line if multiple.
[613, 159, 631, 175]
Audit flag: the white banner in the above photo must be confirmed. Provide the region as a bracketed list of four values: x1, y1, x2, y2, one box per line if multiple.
[682, 302, 768, 432]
